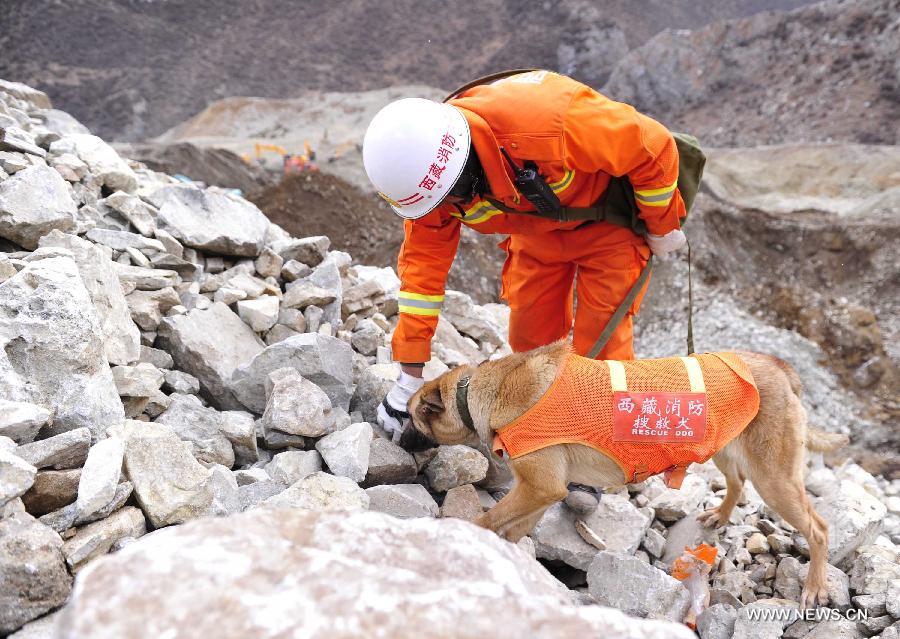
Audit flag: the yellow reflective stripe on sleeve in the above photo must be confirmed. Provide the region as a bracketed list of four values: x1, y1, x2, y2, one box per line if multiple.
[606, 360, 628, 392]
[398, 292, 444, 303]
[550, 169, 574, 193]
[634, 178, 678, 198]
[680, 356, 706, 392]
[636, 196, 674, 208]
[398, 305, 441, 317]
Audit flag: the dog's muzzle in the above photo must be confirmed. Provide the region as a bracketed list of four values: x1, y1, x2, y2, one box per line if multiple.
[398, 422, 437, 452]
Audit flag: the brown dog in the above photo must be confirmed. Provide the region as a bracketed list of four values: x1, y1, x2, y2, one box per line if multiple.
[405, 341, 847, 609]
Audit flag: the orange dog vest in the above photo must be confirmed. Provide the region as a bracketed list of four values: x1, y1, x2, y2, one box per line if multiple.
[492, 352, 760, 488]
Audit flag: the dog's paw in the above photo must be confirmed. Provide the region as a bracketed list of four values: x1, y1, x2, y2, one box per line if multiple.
[800, 582, 830, 610]
[697, 507, 724, 528]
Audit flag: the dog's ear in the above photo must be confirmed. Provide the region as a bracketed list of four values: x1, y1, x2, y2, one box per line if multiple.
[421, 387, 444, 414]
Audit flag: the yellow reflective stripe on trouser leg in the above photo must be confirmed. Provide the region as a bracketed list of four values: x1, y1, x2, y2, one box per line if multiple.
[680, 356, 706, 392]
[398, 292, 443, 316]
[606, 360, 627, 392]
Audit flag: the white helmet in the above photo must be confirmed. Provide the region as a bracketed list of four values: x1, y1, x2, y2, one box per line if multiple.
[363, 98, 471, 220]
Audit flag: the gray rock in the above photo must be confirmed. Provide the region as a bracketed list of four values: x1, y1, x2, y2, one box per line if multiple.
[697, 603, 737, 639]
[858, 615, 894, 636]
[773, 556, 851, 609]
[350, 363, 398, 424]
[162, 369, 200, 395]
[102, 191, 157, 237]
[362, 437, 417, 487]
[0, 126, 46, 157]
[0, 510, 72, 635]
[424, 445, 489, 492]
[219, 410, 258, 466]
[315, 422, 373, 483]
[531, 502, 602, 570]
[350, 319, 383, 356]
[155, 394, 235, 468]
[157, 302, 264, 410]
[55, 508, 694, 639]
[74, 436, 124, 519]
[440, 484, 484, 521]
[112, 420, 215, 528]
[207, 464, 241, 517]
[264, 324, 299, 345]
[262, 472, 369, 512]
[138, 346, 173, 370]
[114, 263, 180, 291]
[254, 247, 283, 279]
[112, 363, 165, 397]
[236, 295, 280, 332]
[237, 479, 286, 511]
[0, 257, 122, 440]
[0, 400, 50, 444]
[260, 367, 336, 437]
[39, 230, 141, 365]
[580, 493, 651, 555]
[649, 474, 709, 522]
[303, 254, 343, 327]
[0, 79, 52, 108]
[273, 235, 330, 267]
[887, 579, 900, 618]
[230, 333, 354, 412]
[147, 185, 270, 257]
[643, 527, 666, 559]
[588, 551, 691, 621]
[282, 280, 336, 310]
[276, 307, 307, 333]
[234, 467, 269, 487]
[21, 468, 80, 516]
[6, 609, 63, 639]
[817, 480, 887, 567]
[849, 548, 900, 595]
[0, 165, 75, 249]
[125, 287, 181, 331]
[85, 228, 165, 254]
[264, 450, 322, 486]
[16, 427, 91, 470]
[0, 448, 36, 507]
[365, 484, 439, 519]
[281, 259, 311, 282]
[441, 291, 505, 346]
[62, 506, 146, 572]
[55, 134, 137, 192]
[731, 599, 799, 639]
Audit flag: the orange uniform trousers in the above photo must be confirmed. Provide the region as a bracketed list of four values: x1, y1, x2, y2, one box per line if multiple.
[501, 220, 651, 361]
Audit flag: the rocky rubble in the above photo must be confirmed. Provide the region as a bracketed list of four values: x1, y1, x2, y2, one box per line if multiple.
[0, 79, 897, 639]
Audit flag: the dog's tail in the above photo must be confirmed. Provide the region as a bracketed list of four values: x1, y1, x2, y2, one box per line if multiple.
[806, 426, 849, 452]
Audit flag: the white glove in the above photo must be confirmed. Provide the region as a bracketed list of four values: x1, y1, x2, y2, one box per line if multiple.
[376, 371, 425, 443]
[646, 229, 687, 258]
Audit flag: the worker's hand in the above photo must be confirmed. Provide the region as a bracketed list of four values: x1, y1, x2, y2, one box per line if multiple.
[646, 229, 687, 258]
[376, 371, 425, 443]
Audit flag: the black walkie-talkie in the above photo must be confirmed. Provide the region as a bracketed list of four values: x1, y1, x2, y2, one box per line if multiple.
[500, 147, 561, 216]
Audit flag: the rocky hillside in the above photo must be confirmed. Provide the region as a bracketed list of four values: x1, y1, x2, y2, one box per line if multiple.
[603, 0, 900, 145]
[0, 0, 813, 141]
[2, 80, 899, 638]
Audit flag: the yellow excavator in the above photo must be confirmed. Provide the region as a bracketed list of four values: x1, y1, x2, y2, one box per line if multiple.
[242, 141, 317, 174]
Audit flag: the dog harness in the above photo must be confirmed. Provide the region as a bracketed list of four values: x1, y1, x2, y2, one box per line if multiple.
[491, 352, 760, 488]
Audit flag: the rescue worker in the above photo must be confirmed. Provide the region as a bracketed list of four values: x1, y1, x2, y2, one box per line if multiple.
[364, 70, 687, 510]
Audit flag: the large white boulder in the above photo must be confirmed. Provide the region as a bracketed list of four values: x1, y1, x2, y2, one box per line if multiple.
[39, 230, 141, 365]
[56, 509, 694, 639]
[147, 184, 270, 257]
[0, 165, 76, 250]
[0, 255, 124, 440]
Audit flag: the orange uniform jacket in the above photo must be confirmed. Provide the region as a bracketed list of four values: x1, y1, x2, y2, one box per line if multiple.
[492, 352, 761, 487]
[393, 70, 687, 363]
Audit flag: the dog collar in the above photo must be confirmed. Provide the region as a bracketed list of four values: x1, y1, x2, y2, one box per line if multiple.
[455, 375, 476, 432]
[381, 397, 410, 421]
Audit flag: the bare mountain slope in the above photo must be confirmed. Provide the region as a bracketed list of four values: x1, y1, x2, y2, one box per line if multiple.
[603, 0, 900, 145]
[0, 0, 811, 141]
